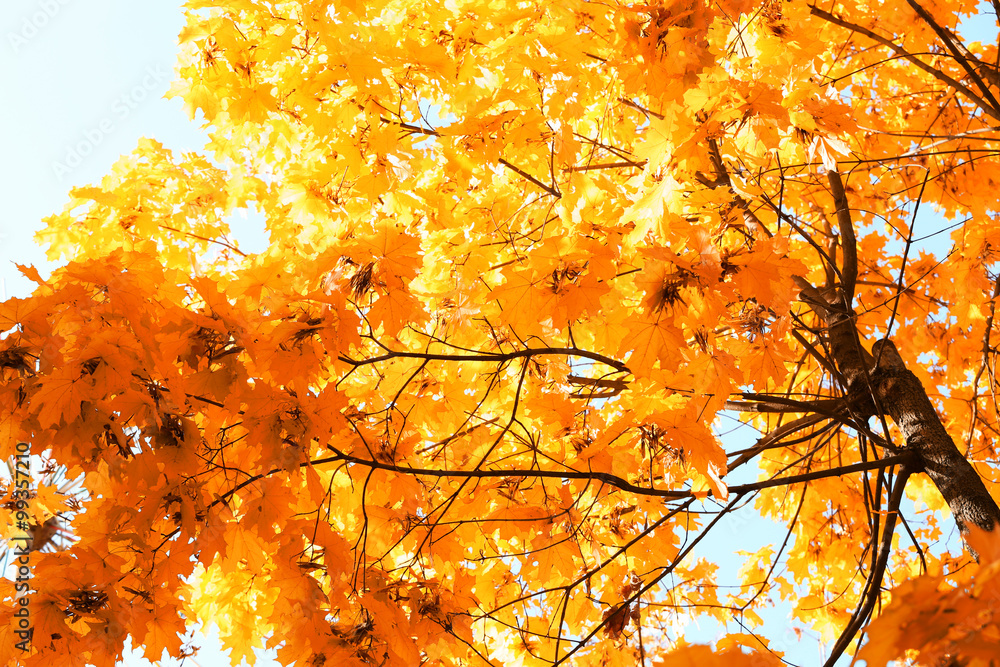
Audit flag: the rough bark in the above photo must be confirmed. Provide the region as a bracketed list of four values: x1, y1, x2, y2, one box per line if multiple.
[869, 339, 1000, 537]
[795, 276, 1000, 552]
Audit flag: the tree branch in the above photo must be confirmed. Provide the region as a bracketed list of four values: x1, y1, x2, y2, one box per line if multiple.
[809, 5, 1000, 121]
[827, 170, 857, 306]
[823, 464, 914, 667]
[904, 0, 1000, 110]
[338, 346, 629, 373]
[498, 157, 562, 198]
[869, 339, 1000, 543]
[311, 450, 913, 500]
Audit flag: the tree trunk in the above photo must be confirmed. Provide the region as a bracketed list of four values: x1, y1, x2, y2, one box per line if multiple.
[795, 276, 1000, 554]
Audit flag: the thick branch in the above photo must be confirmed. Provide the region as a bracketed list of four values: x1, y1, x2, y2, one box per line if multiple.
[795, 273, 1000, 554]
[827, 170, 857, 306]
[724, 395, 845, 415]
[870, 339, 1000, 539]
[793, 276, 873, 393]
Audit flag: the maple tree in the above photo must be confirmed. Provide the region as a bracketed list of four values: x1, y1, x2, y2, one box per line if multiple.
[5, 0, 1000, 664]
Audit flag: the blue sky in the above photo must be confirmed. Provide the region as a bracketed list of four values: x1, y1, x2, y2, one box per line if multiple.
[1, 1, 997, 666]
[2, 1, 204, 301]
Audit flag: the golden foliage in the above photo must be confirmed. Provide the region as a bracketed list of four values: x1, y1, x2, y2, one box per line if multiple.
[4, 0, 1000, 663]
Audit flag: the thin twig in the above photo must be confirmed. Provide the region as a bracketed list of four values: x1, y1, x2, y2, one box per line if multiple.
[809, 5, 1000, 121]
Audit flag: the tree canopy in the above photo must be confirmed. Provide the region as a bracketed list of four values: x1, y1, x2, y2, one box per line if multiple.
[4, 0, 1000, 664]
